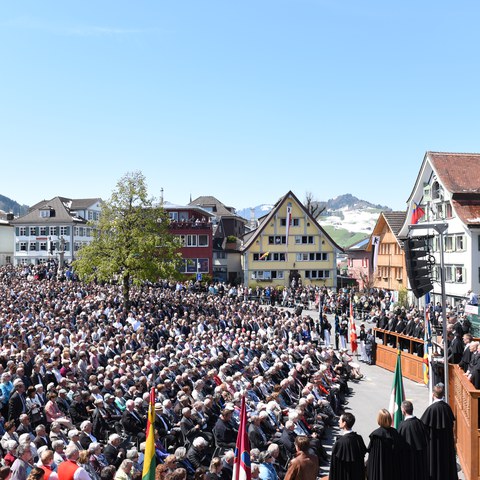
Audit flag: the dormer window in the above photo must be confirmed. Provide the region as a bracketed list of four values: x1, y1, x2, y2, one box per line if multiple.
[432, 181, 444, 201]
[40, 208, 55, 218]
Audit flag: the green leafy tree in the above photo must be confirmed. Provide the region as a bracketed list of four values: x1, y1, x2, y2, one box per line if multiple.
[73, 171, 181, 308]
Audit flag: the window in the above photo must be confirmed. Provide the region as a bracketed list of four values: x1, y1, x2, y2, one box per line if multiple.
[273, 253, 286, 261]
[39, 227, 47, 236]
[456, 235, 465, 251]
[79, 227, 85, 237]
[86, 228, 92, 237]
[305, 270, 330, 279]
[251, 270, 284, 280]
[50, 226, 57, 236]
[214, 251, 226, 259]
[19, 242, 27, 251]
[60, 227, 68, 236]
[455, 267, 464, 283]
[169, 212, 178, 221]
[5, 256, 11, 264]
[198, 235, 208, 246]
[268, 236, 286, 245]
[294, 236, 314, 245]
[445, 203, 453, 218]
[280, 218, 300, 227]
[445, 236, 454, 252]
[40, 242, 47, 251]
[296, 253, 309, 261]
[19, 227, 26, 236]
[29, 227, 36, 236]
[74, 227, 79, 236]
[187, 235, 197, 247]
[29, 242, 37, 251]
[40, 210, 51, 218]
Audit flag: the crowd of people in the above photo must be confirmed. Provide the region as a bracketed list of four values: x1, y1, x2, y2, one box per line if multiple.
[0, 264, 366, 480]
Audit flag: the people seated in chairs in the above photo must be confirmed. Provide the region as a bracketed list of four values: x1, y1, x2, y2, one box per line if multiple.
[213, 409, 237, 451]
[121, 400, 146, 444]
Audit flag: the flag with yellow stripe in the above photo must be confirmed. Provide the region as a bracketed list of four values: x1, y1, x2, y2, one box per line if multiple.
[142, 387, 156, 480]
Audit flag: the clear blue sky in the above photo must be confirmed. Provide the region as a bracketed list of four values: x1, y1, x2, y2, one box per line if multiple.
[1, 1, 480, 212]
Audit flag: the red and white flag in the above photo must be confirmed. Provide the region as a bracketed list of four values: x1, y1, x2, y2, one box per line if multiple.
[232, 396, 251, 480]
[349, 299, 358, 353]
[285, 205, 292, 246]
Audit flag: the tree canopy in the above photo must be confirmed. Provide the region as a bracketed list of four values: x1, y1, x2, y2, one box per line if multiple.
[73, 171, 181, 307]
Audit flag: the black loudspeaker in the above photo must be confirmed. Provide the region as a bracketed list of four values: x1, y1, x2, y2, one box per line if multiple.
[404, 236, 434, 298]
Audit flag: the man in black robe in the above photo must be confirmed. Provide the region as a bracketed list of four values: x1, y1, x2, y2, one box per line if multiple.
[398, 400, 429, 480]
[329, 412, 367, 480]
[420, 384, 458, 480]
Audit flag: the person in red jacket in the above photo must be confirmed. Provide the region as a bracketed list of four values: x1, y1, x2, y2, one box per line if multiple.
[57, 445, 90, 480]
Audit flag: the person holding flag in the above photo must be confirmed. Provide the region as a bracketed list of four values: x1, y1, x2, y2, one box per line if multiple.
[232, 396, 251, 480]
[142, 388, 156, 480]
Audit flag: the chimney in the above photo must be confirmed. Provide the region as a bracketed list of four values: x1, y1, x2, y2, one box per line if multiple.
[6, 213, 14, 221]
[159, 188, 164, 206]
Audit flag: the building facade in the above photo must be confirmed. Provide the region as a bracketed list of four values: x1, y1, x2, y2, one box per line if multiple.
[163, 202, 214, 278]
[242, 191, 341, 288]
[398, 152, 480, 306]
[345, 237, 371, 290]
[10, 197, 101, 266]
[368, 211, 407, 292]
[189, 196, 247, 283]
[0, 214, 14, 266]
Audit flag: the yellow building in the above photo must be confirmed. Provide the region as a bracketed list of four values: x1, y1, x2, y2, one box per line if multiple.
[367, 211, 407, 291]
[241, 191, 341, 288]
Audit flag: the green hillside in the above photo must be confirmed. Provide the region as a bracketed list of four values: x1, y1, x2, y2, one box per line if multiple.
[323, 225, 369, 249]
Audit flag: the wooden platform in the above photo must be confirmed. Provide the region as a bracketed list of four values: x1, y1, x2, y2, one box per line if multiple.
[373, 328, 426, 383]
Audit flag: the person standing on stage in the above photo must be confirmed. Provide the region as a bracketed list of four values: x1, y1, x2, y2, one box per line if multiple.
[420, 384, 458, 480]
[398, 400, 429, 480]
[329, 412, 366, 480]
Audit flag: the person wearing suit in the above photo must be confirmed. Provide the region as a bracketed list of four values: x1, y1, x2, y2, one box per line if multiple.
[33, 424, 52, 450]
[248, 415, 268, 451]
[121, 400, 146, 443]
[103, 434, 125, 469]
[8, 381, 27, 425]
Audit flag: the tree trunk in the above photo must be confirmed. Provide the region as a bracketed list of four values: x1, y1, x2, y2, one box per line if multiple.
[123, 273, 131, 311]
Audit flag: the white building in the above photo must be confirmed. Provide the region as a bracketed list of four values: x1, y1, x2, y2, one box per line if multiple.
[10, 197, 101, 266]
[399, 152, 480, 306]
[0, 215, 14, 266]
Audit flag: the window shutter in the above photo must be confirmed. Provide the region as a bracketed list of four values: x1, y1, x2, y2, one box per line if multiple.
[65, 226, 70, 236]
[15, 243, 19, 252]
[15, 227, 19, 236]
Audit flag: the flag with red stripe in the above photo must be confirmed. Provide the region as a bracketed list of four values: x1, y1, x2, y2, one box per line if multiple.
[349, 299, 358, 353]
[232, 396, 251, 480]
[142, 387, 156, 480]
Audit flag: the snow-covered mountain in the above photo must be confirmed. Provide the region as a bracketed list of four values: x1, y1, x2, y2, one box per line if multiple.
[237, 194, 392, 236]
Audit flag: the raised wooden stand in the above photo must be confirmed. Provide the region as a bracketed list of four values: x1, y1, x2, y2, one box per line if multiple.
[449, 365, 480, 480]
[373, 328, 425, 383]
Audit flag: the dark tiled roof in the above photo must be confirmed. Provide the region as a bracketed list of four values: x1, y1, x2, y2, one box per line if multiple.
[383, 211, 407, 236]
[428, 152, 480, 194]
[11, 196, 88, 225]
[190, 196, 246, 221]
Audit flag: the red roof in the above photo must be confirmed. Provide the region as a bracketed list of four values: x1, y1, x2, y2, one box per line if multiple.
[428, 152, 480, 194]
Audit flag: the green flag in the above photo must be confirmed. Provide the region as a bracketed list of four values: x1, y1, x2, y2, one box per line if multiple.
[388, 350, 405, 429]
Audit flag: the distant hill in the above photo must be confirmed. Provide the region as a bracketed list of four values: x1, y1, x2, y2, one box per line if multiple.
[0, 194, 29, 216]
[322, 226, 370, 249]
[237, 194, 392, 237]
